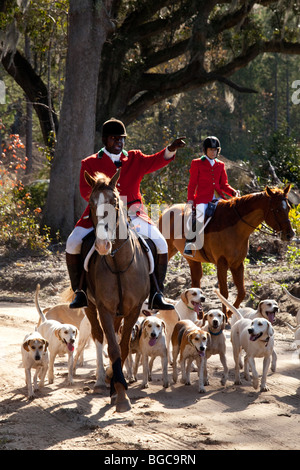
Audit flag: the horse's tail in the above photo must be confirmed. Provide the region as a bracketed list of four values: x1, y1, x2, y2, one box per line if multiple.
[214, 289, 243, 320]
[34, 284, 47, 324]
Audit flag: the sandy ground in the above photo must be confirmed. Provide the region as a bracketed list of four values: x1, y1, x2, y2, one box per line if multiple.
[0, 299, 299, 452]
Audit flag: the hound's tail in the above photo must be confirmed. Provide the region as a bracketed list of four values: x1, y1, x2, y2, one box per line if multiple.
[282, 286, 300, 304]
[214, 289, 243, 320]
[35, 284, 47, 324]
[285, 322, 300, 333]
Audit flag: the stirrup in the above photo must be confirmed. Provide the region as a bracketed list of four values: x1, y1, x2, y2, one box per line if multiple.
[69, 290, 88, 309]
[183, 242, 196, 257]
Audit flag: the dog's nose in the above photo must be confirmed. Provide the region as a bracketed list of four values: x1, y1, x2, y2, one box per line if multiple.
[200, 346, 205, 351]
[248, 328, 254, 334]
[151, 332, 156, 338]
[35, 354, 41, 361]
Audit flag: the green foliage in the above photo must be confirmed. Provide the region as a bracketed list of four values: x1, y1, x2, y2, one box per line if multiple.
[286, 244, 300, 265]
[283, 205, 300, 266]
[140, 144, 193, 207]
[15, 179, 49, 212]
[253, 127, 300, 184]
[289, 205, 300, 237]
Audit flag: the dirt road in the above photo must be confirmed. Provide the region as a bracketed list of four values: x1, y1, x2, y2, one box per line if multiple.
[0, 300, 299, 452]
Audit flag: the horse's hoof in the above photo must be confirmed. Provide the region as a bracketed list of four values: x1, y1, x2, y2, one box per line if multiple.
[116, 397, 131, 413]
[111, 393, 117, 405]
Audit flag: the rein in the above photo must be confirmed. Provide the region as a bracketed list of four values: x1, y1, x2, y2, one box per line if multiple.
[233, 206, 278, 236]
[232, 195, 286, 238]
[102, 217, 135, 317]
[103, 231, 135, 274]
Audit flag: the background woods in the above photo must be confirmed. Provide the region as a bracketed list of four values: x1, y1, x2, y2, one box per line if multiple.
[0, 0, 299, 242]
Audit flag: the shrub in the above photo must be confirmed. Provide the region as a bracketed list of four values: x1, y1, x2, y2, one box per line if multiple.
[0, 179, 51, 252]
[0, 134, 51, 253]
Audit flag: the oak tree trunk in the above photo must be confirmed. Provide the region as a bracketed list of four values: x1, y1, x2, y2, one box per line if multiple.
[42, 0, 114, 239]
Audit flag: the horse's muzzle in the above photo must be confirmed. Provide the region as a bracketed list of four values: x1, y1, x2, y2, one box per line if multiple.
[95, 238, 112, 255]
[281, 228, 295, 242]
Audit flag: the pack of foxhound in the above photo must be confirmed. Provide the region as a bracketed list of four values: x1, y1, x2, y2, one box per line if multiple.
[21, 282, 299, 400]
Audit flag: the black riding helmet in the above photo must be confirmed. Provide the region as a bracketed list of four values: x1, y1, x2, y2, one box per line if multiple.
[203, 136, 221, 155]
[102, 118, 127, 137]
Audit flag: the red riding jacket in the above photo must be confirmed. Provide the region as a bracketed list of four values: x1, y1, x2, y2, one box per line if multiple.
[187, 156, 236, 205]
[76, 147, 174, 228]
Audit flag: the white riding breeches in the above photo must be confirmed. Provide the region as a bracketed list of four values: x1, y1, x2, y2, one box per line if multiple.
[130, 216, 168, 254]
[66, 216, 168, 255]
[66, 226, 94, 255]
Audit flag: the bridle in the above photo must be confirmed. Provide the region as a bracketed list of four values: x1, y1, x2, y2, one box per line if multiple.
[91, 184, 136, 316]
[233, 193, 290, 238]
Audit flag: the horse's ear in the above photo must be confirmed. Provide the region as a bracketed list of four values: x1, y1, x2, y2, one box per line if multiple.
[84, 171, 96, 188]
[265, 186, 274, 197]
[283, 184, 291, 196]
[109, 168, 121, 189]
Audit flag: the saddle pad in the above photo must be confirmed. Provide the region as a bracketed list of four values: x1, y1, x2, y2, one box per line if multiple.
[137, 234, 155, 274]
[84, 243, 96, 272]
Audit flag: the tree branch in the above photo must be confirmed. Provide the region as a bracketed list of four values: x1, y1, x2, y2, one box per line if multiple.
[264, 39, 300, 55]
[120, 0, 179, 34]
[144, 38, 190, 69]
[122, 39, 300, 122]
[208, 40, 300, 80]
[208, 0, 257, 36]
[1, 49, 59, 146]
[120, 4, 192, 45]
[210, 75, 258, 93]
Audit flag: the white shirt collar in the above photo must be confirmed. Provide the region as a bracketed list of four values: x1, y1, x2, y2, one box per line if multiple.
[105, 148, 122, 162]
[205, 156, 215, 166]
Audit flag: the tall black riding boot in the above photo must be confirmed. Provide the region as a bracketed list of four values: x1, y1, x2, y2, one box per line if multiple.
[66, 252, 88, 309]
[149, 253, 174, 310]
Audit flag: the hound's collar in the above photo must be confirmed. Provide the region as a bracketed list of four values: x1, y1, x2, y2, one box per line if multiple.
[187, 305, 194, 311]
[208, 328, 222, 336]
[187, 304, 203, 312]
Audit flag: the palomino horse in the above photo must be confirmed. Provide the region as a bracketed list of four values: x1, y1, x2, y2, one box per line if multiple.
[159, 185, 294, 312]
[83, 170, 150, 412]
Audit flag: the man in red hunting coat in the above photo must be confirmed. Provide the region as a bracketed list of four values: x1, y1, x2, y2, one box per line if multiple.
[66, 118, 185, 310]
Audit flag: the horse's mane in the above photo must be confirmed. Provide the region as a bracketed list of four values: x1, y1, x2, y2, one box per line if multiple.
[225, 186, 286, 210]
[214, 187, 288, 222]
[225, 190, 264, 209]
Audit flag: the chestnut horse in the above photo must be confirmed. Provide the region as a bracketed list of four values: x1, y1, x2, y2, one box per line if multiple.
[83, 170, 150, 412]
[159, 185, 294, 311]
